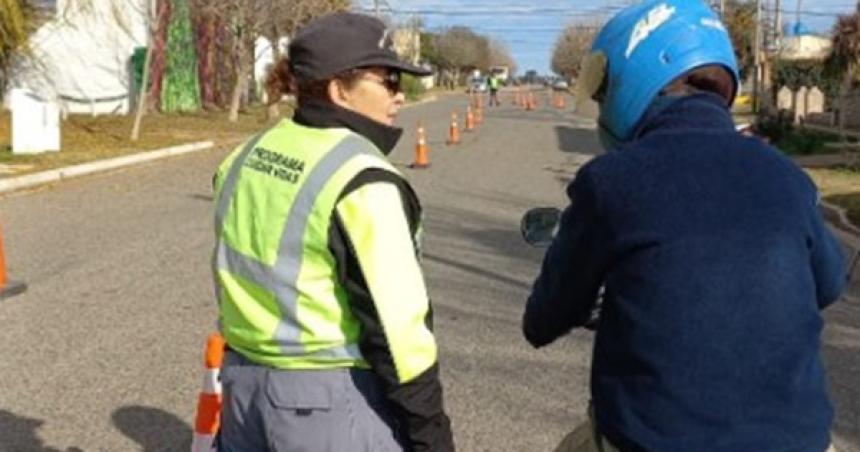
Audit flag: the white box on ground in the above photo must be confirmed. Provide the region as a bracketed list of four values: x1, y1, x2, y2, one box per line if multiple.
[10, 88, 61, 154]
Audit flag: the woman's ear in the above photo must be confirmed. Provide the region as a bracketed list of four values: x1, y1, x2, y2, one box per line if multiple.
[328, 79, 351, 109]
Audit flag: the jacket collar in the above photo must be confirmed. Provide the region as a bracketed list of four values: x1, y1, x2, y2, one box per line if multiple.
[293, 98, 403, 155]
[631, 92, 736, 141]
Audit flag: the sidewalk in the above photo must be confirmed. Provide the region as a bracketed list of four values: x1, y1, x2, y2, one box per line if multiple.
[0, 141, 215, 194]
[822, 202, 860, 303]
[793, 153, 860, 168]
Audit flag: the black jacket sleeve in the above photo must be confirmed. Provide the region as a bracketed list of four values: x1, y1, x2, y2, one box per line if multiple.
[329, 169, 455, 452]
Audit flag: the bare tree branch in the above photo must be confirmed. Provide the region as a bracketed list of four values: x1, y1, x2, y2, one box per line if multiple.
[551, 22, 600, 80]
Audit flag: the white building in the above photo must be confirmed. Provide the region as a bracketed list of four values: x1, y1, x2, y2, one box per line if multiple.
[779, 34, 833, 61]
[5, 0, 149, 115]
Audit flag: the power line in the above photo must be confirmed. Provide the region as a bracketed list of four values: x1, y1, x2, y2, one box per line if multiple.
[354, 4, 627, 17]
[763, 6, 857, 17]
[358, 1, 856, 18]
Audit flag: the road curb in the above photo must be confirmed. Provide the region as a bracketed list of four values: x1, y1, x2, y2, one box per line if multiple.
[0, 141, 214, 195]
[821, 201, 860, 238]
[821, 202, 860, 304]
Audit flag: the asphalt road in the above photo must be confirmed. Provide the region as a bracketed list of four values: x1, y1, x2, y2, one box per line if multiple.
[0, 90, 858, 451]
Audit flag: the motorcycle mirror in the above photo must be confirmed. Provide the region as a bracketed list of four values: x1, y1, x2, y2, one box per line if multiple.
[520, 207, 562, 247]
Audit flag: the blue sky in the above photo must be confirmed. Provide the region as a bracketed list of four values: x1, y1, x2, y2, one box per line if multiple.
[356, 0, 859, 74]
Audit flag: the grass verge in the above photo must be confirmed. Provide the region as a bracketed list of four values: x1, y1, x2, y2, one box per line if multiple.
[0, 105, 281, 177]
[806, 167, 860, 227]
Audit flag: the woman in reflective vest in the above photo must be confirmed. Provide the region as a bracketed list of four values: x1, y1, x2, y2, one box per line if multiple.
[212, 12, 455, 452]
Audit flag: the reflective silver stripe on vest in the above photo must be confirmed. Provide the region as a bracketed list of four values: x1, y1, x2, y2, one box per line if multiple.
[214, 133, 265, 237]
[215, 133, 375, 359]
[212, 134, 265, 307]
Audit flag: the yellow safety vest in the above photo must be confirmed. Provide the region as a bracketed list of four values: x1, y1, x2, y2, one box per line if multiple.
[212, 119, 422, 371]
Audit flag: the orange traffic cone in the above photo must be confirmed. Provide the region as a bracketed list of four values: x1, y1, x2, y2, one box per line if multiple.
[525, 92, 535, 111]
[410, 123, 430, 168]
[475, 105, 484, 124]
[465, 106, 475, 132]
[556, 93, 566, 109]
[0, 224, 26, 301]
[191, 333, 226, 452]
[446, 112, 460, 145]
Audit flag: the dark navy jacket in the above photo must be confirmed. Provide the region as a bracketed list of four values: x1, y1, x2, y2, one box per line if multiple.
[524, 93, 846, 452]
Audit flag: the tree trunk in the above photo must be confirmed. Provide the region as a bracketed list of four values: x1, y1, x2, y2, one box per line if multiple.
[842, 65, 858, 168]
[148, 0, 172, 111]
[229, 39, 249, 122]
[839, 69, 852, 146]
[214, 22, 232, 109]
[131, 43, 155, 141]
[229, 69, 247, 122]
[131, 0, 158, 142]
[266, 103, 280, 120]
[195, 12, 218, 110]
[266, 36, 281, 120]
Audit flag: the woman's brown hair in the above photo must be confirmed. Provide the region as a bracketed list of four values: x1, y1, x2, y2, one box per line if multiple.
[265, 57, 363, 106]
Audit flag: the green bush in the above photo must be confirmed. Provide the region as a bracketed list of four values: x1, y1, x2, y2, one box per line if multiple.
[401, 74, 426, 101]
[754, 110, 793, 144]
[755, 111, 844, 155]
[777, 130, 834, 155]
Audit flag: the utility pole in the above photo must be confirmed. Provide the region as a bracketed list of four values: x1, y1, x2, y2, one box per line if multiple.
[374, 0, 380, 17]
[720, 0, 725, 17]
[775, 0, 783, 46]
[753, 0, 762, 112]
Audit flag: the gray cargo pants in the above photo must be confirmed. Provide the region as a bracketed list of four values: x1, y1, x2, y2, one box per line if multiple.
[217, 350, 405, 452]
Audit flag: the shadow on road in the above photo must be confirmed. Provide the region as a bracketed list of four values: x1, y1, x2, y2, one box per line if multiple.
[488, 109, 574, 124]
[825, 340, 860, 448]
[424, 204, 545, 266]
[822, 309, 860, 448]
[555, 126, 602, 155]
[190, 193, 214, 202]
[112, 406, 191, 452]
[424, 251, 531, 292]
[0, 409, 83, 452]
[420, 203, 546, 303]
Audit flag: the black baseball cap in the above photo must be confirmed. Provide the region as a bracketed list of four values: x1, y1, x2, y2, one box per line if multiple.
[288, 12, 432, 81]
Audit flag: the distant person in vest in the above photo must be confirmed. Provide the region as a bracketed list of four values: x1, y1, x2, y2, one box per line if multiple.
[488, 74, 501, 107]
[211, 12, 455, 452]
[523, 0, 846, 451]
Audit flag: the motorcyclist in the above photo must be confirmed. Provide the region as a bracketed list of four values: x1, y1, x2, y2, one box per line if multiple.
[523, 1, 846, 451]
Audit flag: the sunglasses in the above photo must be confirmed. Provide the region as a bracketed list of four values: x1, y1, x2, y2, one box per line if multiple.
[361, 71, 402, 94]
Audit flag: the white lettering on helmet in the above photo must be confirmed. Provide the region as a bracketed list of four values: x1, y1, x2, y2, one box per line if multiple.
[625, 3, 676, 59]
[701, 17, 727, 32]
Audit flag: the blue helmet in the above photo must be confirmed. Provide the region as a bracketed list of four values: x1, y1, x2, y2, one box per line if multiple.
[578, 0, 740, 146]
